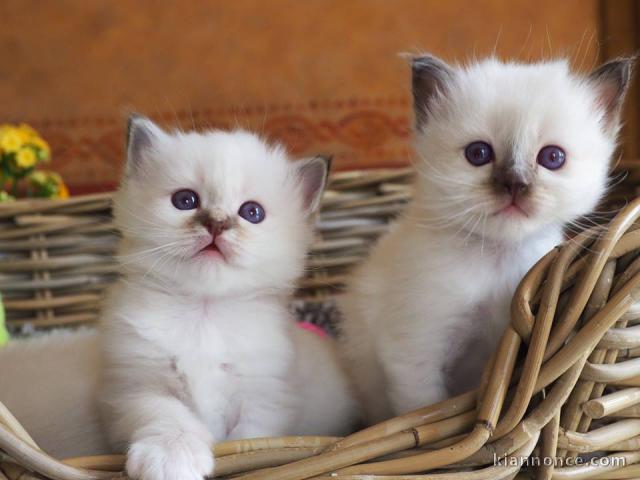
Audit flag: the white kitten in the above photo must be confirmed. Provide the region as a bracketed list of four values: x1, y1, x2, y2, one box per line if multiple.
[339, 55, 633, 423]
[100, 118, 357, 480]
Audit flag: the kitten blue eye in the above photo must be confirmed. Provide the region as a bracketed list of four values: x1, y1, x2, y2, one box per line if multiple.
[537, 146, 566, 170]
[171, 189, 199, 210]
[464, 141, 494, 166]
[238, 201, 266, 224]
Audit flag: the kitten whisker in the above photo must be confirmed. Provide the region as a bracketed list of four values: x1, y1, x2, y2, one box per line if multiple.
[461, 211, 484, 246]
[403, 205, 481, 230]
[606, 170, 629, 191]
[480, 212, 488, 256]
[412, 156, 480, 189]
[117, 242, 188, 265]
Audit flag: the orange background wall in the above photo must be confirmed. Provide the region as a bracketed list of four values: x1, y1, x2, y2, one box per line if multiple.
[1, 0, 601, 191]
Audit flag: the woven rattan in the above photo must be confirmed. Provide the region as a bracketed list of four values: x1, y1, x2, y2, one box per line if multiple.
[3, 163, 640, 478]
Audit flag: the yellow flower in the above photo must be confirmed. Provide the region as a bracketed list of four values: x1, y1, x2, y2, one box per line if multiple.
[18, 123, 38, 138]
[49, 172, 63, 184]
[17, 125, 43, 145]
[48, 172, 69, 198]
[17, 130, 31, 143]
[56, 182, 70, 199]
[28, 170, 68, 198]
[15, 147, 37, 168]
[29, 170, 47, 184]
[0, 128, 23, 153]
[31, 136, 49, 151]
[30, 137, 51, 161]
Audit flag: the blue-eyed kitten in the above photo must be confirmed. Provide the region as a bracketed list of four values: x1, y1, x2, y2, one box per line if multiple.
[100, 117, 357, 480]
[339, 55, 633, 422]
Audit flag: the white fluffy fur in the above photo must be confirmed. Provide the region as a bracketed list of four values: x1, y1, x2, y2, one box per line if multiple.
[339, 57, 628, 423]
[0, 329, 109, 457]
[100, 121, 357, 480]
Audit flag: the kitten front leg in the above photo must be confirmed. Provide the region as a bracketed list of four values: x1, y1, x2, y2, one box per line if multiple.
[342, 338, 393, 424]
[116, 394, 215, 480]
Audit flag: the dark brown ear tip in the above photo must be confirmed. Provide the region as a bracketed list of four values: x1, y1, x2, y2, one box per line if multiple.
[617, 54, 637, 66]
[126, 114, 138, 149]
[411, 54, 447, 73]
[125, 114, 160, 168]
[412, 54, 434, 65]
[126, 113, 145, 137]
[612, 56, 635, 78]
[127, 113, 148, 128]
[317, 154, 333, 176]
[307, 155, 332, 183]
[621, 55, 636, 78]
[595, 57, 636, 84]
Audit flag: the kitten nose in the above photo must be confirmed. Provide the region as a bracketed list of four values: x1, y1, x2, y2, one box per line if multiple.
[205, 218, 231, 236]
[504, 181, 528, 198]
[492, 164, 532, 198]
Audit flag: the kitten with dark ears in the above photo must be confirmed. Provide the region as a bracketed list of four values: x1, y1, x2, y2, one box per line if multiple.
[339, 54, 633, 423]
[100, 118, 357, 480]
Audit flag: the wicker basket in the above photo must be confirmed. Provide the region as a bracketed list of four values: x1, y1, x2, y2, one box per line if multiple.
[3, 163, 640, 479]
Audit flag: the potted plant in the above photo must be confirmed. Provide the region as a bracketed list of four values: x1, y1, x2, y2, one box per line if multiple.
[0, 123, 67, 201]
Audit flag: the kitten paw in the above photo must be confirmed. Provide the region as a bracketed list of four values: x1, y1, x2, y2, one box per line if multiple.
[126, 433, 214, 480]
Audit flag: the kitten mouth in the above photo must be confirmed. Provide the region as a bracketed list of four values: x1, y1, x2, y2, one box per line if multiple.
[494, 200, 529, 218]
[197, 239, 226, 260]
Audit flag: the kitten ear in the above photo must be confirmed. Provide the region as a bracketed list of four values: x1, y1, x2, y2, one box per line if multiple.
[588, 57, 635, 133]
[295, 155, 331, 214]
[411, 54, 455, 130]
[125, 114, 166, 175]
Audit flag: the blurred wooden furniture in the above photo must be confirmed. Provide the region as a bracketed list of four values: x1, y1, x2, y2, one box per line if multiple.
[600, 0, 640, 159]
[0, 0, 608, 191]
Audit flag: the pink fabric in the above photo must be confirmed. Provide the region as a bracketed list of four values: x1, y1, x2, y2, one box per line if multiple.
[297, 321, 329, 339]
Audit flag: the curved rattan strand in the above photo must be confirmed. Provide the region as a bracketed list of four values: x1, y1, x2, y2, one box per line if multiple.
[315, 433, 540, 480]
[492, 230, 591, 440]
[557, 419, 640, 453]
[572, 255, 640, 448]
[544, 202, 640, 362]
[0, 423, 111, 480]
[4, 168, 640, 479]
[552, 451, 640, 479]
[537, 411, 560, 480]
[558, 258, 618, 458]
[0, 402, 39, 452]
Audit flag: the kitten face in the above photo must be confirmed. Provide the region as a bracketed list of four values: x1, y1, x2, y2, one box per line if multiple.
[115, 118, 329, 296]
[411, 56, 632, 242]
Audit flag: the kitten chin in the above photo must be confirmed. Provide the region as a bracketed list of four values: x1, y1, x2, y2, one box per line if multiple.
[339, 54, 633, 423]
[100, 119, 357, 480]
